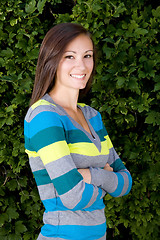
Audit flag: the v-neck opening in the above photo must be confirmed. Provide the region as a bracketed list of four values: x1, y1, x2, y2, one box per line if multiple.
[44, 94, 102, 152]
[77, 105, 96, 139]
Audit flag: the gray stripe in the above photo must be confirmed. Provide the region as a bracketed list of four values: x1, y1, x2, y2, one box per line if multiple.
[29, 156, 45, 172]
[60, 180, 85, 209]
[25, 105, 64, 122]
[108, 147, 119, 165]
[43, 209, 106, 226]
[25, 94, 68, 123]
[84, 185, 99, 209]
[71, 153, 109, 169]
[119, 170, 129, 196]
[38, 183, 56, 201]
[81, 104, 98, 119]
[45, 155, 76, 179]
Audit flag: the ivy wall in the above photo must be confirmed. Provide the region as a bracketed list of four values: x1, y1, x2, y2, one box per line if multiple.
[0, 0, 160, 239]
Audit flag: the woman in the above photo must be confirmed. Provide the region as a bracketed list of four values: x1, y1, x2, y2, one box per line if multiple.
[24, 23, 132, 240]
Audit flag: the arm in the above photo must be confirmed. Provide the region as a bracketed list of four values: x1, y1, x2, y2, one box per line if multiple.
[24, 108, 103, 210]
[90, 129, 132, 197]
[78, 163, 113, 183]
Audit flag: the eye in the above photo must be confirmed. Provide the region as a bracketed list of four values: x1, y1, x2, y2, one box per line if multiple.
[84, 54, 93, 58]
[65, 55, 74, 59]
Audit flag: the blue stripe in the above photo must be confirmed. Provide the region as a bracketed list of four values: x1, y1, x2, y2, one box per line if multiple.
[42, 191, 104, 212]
[61, 115, 77, 130]
[123, 171, 132, 195]
[110, 173, 124, 197]
[41, 222, 106, 239]
[89, 113, 103, 132]
[73, 183, 93, 210]
[25, 111, 62, 138]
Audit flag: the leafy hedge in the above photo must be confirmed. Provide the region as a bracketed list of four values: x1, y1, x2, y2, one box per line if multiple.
[0, 0, 160, 239]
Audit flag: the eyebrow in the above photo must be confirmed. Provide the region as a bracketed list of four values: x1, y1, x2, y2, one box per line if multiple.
[64, 50, 93, 54]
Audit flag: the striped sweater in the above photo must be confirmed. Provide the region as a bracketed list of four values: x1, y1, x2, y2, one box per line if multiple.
[24, 93, 132, 240]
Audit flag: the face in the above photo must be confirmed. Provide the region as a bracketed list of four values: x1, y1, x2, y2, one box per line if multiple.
[55, 34, 94, 92]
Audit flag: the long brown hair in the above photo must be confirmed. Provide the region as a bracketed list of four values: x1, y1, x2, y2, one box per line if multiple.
[30, 22, 96, 106]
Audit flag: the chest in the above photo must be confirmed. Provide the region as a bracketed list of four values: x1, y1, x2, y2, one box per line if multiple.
[64, 125, 110, 169]
[64, 107, 93, 137]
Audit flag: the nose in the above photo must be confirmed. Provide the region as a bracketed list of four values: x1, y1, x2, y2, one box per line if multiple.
[75, 57, 86, 70]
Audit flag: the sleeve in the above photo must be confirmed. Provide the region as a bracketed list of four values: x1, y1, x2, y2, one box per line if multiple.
[90, 118, 132, 198]
[25, 108, 103, 210]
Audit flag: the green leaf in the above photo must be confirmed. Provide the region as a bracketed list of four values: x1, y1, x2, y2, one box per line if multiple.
[6, 207, 19, 221]
[8, 233, 21, 240]
[116, 76, 125, 87]
[27, 48, 39, 60]
[5, 117, 13, 125]
[102, 45, 114, 59]
[23, 232, 33, 240]
[0, 227, 7, 236]
[0, 48, 13, 58]
[15, 221, 27, 234]
[152, 6, 160, 18]
[10, 19, 18, 26]
[134, 28, 148, 35]
[113, 3, 126, 18]
[37, 0, 47, 14]
[6, 179, 17, 191]
[154, 82, 160, 92]
[25, 0, 36, 13]
[145, 111, 160, 126]
[0, 213, 8, 227]
[0, 57, 4, 65]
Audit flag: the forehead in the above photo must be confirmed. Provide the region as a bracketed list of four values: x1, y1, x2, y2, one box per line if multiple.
[65, 34, 93, 52]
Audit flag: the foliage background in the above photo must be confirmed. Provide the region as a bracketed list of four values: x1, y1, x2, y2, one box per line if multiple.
[0, 0, 160, 239]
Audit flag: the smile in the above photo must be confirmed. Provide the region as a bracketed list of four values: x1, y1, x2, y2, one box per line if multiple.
[70, 74, 86, 79]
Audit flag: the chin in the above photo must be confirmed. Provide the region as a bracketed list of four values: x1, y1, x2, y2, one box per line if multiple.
[79, 82, 87, 89]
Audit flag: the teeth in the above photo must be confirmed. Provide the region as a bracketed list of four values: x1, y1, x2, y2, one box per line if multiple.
[71, 74, 85, 79]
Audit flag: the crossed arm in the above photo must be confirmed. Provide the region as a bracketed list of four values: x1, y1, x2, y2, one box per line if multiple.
[78, 163, 113, 184]
[25, 107, 132, 210]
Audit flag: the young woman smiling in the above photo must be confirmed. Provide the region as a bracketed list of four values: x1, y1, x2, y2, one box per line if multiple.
[24, 23, 132, 240]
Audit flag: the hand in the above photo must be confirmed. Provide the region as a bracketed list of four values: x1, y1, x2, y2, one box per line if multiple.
[104, 163, 113, 172]
[78, 168, 91, 184]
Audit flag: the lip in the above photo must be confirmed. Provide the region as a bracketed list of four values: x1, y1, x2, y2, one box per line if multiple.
[70, 74, 86, 79]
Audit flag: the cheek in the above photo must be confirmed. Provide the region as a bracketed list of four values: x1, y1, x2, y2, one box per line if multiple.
[88, 60, 94, 72]
[61, 62, 73, 73]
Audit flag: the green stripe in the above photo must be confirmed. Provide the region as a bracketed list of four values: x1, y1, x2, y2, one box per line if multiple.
[102, 123, 108, 135]
[96, 128, 106, 141]
[52, 169, 83, 195]
[110, 158, 126, 172]
[31, 126, 65, 151]
[66, 129, 91, 144]
[33, 169, 52, 186]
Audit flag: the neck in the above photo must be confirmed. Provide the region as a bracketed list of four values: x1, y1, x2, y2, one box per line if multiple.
[49, 86, 79, 111]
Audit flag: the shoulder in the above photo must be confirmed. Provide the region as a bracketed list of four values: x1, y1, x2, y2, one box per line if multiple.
[24, 97, 59, 124]
[78, 103, 101, 120]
